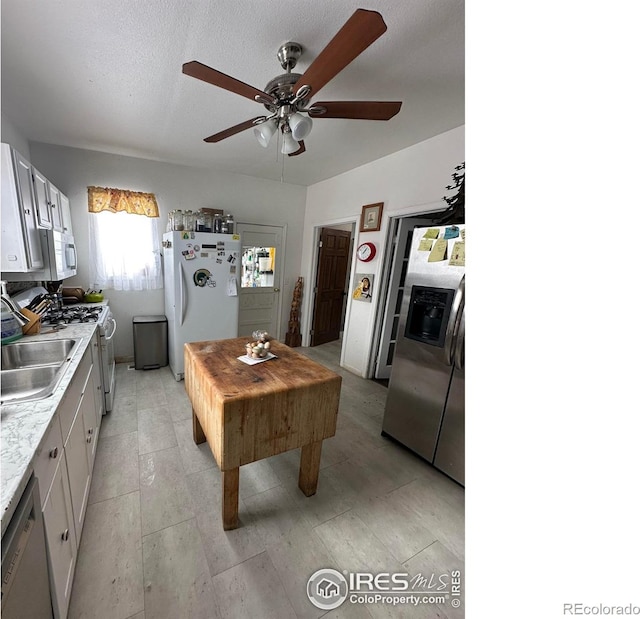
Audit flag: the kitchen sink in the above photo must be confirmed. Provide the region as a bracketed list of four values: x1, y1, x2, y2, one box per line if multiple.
[0, 338, 82, 405]
[1, 339, 77, 370]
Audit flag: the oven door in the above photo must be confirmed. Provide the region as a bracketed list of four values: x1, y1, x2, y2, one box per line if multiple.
[101, 313, 117, 413]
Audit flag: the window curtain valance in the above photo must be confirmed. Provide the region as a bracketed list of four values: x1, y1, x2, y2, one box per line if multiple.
[87, 186, 159, 217]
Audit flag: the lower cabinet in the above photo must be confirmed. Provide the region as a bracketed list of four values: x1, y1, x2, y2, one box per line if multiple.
[65, 400, 92, 543]
[37, 336, 102, 619]
[42, 452, 77, 619]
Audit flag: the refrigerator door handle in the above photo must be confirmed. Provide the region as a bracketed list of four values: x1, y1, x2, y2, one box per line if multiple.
[453, 310, 465, 370]
[179, 262, 188, 326]
[444, 276, 465, 366]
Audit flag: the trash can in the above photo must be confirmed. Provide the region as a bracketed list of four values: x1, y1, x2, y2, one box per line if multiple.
[133, 315, 168, 370]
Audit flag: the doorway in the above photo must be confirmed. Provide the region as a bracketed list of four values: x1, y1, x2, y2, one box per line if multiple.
[310, 226, 353, 347]
[372, 214, 444, 379]
[236, 223, 284, 339]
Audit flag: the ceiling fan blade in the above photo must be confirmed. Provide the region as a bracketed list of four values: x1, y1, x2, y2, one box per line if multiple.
[204, 117, 265, 143]
[308, 101, 402, 120]
[183, 61, 275, 105]
[288, 141, 306, 157]
[293, 9, 387, 99]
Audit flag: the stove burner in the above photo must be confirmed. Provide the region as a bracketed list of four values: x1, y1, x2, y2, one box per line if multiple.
[42, 305, 104, 326]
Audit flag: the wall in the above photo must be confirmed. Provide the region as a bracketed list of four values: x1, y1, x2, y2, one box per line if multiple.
[301, 125, 465, 377]
[27, 143, 307, 360]
[1, 113, 30, 160]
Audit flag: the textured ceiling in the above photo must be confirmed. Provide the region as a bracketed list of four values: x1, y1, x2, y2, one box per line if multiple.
[1, 0, 464, 186]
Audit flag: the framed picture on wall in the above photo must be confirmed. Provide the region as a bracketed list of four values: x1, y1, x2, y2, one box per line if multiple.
[359, 202, 384, 233]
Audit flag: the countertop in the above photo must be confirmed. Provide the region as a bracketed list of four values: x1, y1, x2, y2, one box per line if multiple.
[1, 322, 98, 536]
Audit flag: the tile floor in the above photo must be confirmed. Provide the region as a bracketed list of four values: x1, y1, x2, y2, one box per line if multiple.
[67, 340, 464, 619]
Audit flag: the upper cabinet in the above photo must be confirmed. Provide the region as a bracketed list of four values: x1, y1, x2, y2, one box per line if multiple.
[33, 170, 72, 234]
[48, 182, 72, 235]
[1, 143, 75, 274]
[32, 166, 53, 229]
[0, 144, 45, 271]
[59, 193, 73, 236]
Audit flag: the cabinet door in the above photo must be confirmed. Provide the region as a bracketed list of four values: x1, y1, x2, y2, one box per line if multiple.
[48, 182, 64, 231]
[33, 417, 64, 502]
[59, 193, 73, 236]
[42, 452, 77, 619]
[80, 380, 99, 467]
[65, 404, 91, 545]
[32, 167, 53, 229]
[91, 334, 104, 425]
[10, 150, 45, 269]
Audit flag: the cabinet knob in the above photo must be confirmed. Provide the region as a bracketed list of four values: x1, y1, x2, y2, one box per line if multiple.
[61, 529, 69, 542]
[88, 427, 94, 435]
[49, 447, 59, 459]
[86, 436, 92, 443]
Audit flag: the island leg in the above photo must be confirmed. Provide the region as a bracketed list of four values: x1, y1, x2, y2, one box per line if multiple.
[192, 409, 206, 444]
[298, 440, 323, 497]
[222, 468, 240, 530]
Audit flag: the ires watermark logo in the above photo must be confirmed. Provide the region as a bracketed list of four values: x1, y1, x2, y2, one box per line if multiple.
[306, 568, 462, 611]
[563, 603, 640, 615]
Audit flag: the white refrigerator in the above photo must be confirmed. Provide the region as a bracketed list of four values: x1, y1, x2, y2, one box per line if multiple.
[162, 231, 241, 380]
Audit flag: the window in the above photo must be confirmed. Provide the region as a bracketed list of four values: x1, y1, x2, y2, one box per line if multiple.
[241, 246, 276, 288]
[87, 186, 162, 291]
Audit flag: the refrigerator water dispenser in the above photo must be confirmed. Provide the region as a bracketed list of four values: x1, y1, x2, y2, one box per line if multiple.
[404, 286, 455, 347]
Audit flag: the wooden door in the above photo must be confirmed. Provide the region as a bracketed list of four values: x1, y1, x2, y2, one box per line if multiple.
[310, 228, 351, 346]
[237, 223, 284, 339]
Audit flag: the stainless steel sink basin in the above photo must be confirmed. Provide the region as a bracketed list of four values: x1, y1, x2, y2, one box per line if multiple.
[1, 366, 63, 402]
[1, 338, 83, 405]
[1, 339, 77, 370]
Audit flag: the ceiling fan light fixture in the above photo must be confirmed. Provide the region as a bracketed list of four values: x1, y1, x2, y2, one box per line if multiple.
[281, 130, 299, 155]
[254, 120, 277, 147]
[289, 112, 313, 141]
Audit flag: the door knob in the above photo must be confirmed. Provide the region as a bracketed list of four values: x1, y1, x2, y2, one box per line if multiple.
[274, 288, 280, 292]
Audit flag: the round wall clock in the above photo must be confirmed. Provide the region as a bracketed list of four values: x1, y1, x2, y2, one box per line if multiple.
[357, 242, 376, 262]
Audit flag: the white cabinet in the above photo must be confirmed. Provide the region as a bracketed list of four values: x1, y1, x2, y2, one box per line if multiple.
[32, 167, 53, 229]
[91, 333, 104, 423]
[0, 144, 45, 271]
[47, 182, 72, 234]
[64, 401, 92, 542]
[37, 338, 100, 619]
[59, 193, 73, 236]
[1, 142, 75, 275]
[42, 452, 77, 619]
[59, 346, 95, 544]
[48, 182, 63, 231]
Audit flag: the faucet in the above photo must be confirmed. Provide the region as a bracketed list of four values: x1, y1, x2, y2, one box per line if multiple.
[0, 280, 30, 326]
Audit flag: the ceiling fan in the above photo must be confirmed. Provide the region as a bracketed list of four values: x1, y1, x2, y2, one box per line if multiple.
[182, 8, 402, 157]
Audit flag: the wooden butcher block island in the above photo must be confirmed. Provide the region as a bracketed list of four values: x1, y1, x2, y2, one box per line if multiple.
[184, 337, 342, 530]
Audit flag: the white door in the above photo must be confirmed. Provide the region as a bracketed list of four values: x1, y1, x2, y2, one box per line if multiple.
[374, 215, 440, 379]
[237, 223, 284, 339]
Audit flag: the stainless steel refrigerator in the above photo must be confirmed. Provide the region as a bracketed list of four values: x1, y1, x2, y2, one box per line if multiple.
[162, 231, 241, 381]
[381, 224, 465, 485]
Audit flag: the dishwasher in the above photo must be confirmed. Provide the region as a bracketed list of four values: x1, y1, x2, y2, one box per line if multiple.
[1, 474, 53, 618]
